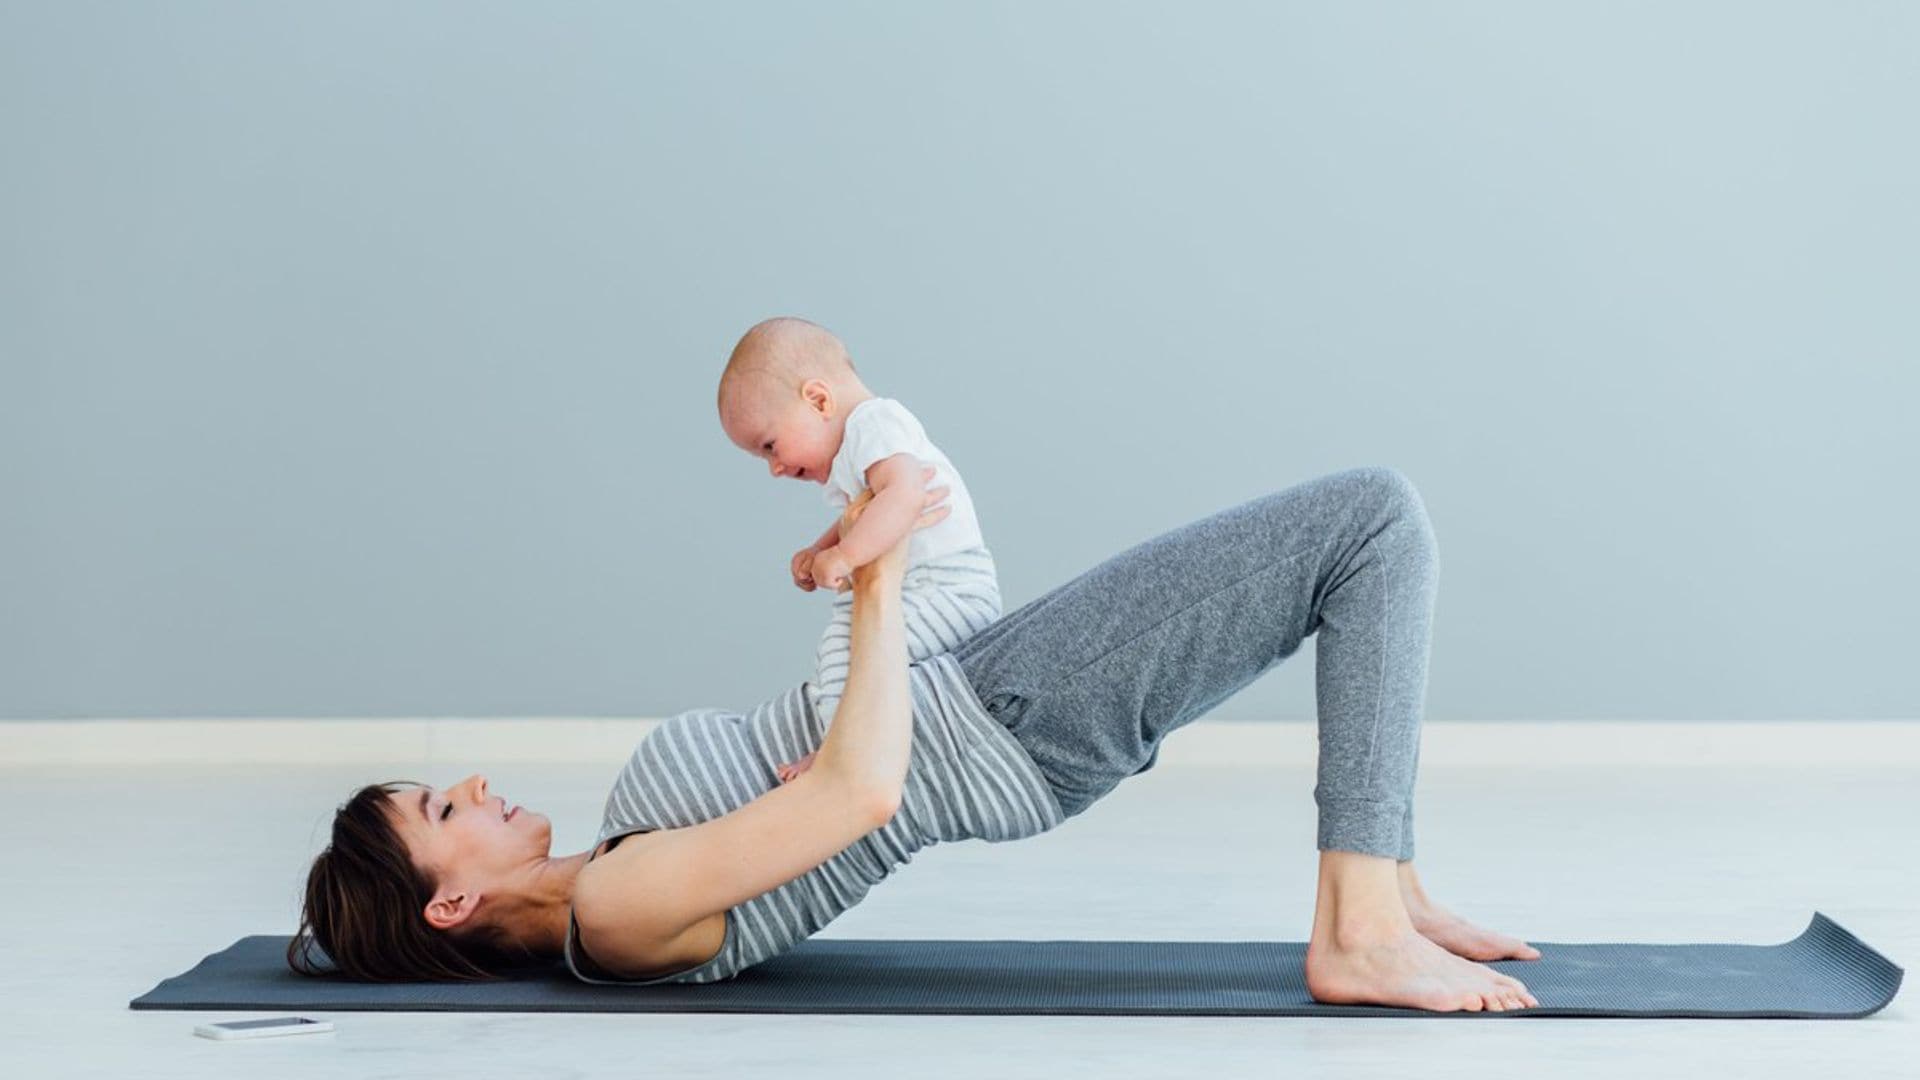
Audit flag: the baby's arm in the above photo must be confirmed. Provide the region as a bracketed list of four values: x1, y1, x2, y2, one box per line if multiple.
[808, 518, 841, 553]
[833, 455, 927, 563]
[790, 518, 844, 592]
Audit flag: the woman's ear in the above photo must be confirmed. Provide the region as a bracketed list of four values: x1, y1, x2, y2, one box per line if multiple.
[424, 889, 480, 931]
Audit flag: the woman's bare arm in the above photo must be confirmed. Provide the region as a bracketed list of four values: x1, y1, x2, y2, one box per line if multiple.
[572, 472, 950, 974]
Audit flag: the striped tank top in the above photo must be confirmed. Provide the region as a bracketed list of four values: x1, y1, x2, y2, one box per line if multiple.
[562, 651, 1065, 985]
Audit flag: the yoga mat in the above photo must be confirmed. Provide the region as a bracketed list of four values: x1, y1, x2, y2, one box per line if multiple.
[131, 912, 1900, 1018]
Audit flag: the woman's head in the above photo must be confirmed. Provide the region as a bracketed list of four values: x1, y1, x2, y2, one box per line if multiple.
[288, 774, 555, 981]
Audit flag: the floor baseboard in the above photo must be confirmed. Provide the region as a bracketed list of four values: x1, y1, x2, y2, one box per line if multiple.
[4, 717, 1917, 767]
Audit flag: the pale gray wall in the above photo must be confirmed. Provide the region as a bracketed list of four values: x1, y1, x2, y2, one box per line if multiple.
[3, 1, 1914, 721]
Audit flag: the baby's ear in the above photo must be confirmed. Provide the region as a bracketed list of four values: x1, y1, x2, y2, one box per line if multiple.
[801, 378, 835, 416]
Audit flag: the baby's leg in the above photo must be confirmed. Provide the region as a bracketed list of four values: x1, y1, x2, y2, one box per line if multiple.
[794, 595, 852, 773]
[899, 580, 1003, 663]
[787, 568, 1006, 776]
[781, 599, 859, 783]
[810, 592, 856, 725]
[897, 548, 1004, 662]
[785, 572, 1002, 784]
[808, 576, 1000, 721]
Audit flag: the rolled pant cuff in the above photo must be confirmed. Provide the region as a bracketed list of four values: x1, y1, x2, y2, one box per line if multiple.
[1316, 796, 1410, 860]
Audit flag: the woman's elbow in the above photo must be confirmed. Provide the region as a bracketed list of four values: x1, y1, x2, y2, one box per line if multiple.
[864, 784, 903, 827]
[815, 754, 904, 826]
[840, 768, 902, 826]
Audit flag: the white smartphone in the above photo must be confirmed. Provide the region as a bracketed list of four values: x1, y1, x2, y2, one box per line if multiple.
[193, 1016, 334, 1040]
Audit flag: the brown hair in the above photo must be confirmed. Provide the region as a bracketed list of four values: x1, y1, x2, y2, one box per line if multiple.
[287, 781, 542, 982]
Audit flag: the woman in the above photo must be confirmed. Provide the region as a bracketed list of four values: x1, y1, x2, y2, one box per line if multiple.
[292, 465, 1542, 1012]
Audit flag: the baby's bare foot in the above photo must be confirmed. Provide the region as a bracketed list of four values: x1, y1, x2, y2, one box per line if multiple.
[1404, 898, 1542, 962]
[1305, 925, 1538, 1012]
[777, 751, 819, 784]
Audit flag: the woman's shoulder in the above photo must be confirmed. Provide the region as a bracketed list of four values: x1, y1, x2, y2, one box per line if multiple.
[572, 830, 730, 981]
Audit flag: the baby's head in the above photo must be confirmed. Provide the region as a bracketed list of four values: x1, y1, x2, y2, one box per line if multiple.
[718, 317, 871, 484]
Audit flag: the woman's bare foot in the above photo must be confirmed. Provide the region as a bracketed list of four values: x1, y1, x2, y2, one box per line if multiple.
[1305, 923, 1539, 1012]
[1306, 850, 1537, 1012]
[1397, 861, 1542, 961]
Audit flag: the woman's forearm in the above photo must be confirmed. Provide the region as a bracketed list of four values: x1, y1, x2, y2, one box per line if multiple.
[812, 575, 911, 811]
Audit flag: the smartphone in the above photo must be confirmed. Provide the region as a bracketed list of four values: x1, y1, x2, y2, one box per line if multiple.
[193, 1016, 334, 1040]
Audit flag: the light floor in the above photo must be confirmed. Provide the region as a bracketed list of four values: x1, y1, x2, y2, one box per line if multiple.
[0, 754, 1913, 1079]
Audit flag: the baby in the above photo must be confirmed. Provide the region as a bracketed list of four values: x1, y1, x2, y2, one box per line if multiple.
[718, 317, 1002, 782]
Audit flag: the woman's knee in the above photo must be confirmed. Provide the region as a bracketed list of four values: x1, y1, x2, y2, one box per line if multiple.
[1348, 466, 1438, 563]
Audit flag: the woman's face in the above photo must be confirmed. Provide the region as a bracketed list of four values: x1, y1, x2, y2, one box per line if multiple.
[384, 774, 552, 896]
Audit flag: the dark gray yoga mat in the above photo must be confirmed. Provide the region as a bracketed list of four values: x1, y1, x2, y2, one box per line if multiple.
[131, 912, 1900, 1018]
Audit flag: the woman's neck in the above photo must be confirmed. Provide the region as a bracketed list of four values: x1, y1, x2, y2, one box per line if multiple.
[495, 850, 595, 958]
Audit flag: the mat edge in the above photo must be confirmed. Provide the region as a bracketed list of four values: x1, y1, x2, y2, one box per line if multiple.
[128, 915, 1906, 1019]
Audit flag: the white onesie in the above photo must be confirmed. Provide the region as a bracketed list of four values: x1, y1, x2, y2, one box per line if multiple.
[811, 398, 1001, 723]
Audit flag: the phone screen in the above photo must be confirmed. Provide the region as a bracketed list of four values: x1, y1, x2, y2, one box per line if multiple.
[219, 1018, 320, 1030]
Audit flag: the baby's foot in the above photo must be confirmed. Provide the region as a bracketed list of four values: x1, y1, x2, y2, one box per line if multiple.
[777, 751, 819, 784]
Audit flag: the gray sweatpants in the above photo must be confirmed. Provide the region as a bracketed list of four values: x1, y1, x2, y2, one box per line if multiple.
[953, 466, 1439, 861]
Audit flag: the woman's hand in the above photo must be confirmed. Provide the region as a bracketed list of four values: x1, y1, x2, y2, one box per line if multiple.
[842, 465, 951, 593]
[810, 545, 856, 593]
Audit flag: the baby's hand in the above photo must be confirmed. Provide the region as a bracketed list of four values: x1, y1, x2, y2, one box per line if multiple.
[811, 545, 856, 593]
[777, 750, 818, 784]
[790, 547, 818, 592]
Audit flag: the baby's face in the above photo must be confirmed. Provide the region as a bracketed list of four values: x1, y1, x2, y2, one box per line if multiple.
[723, 394, 841, 484]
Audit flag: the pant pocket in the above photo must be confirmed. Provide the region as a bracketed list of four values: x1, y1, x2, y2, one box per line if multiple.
[979, 688, 1033, 734]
